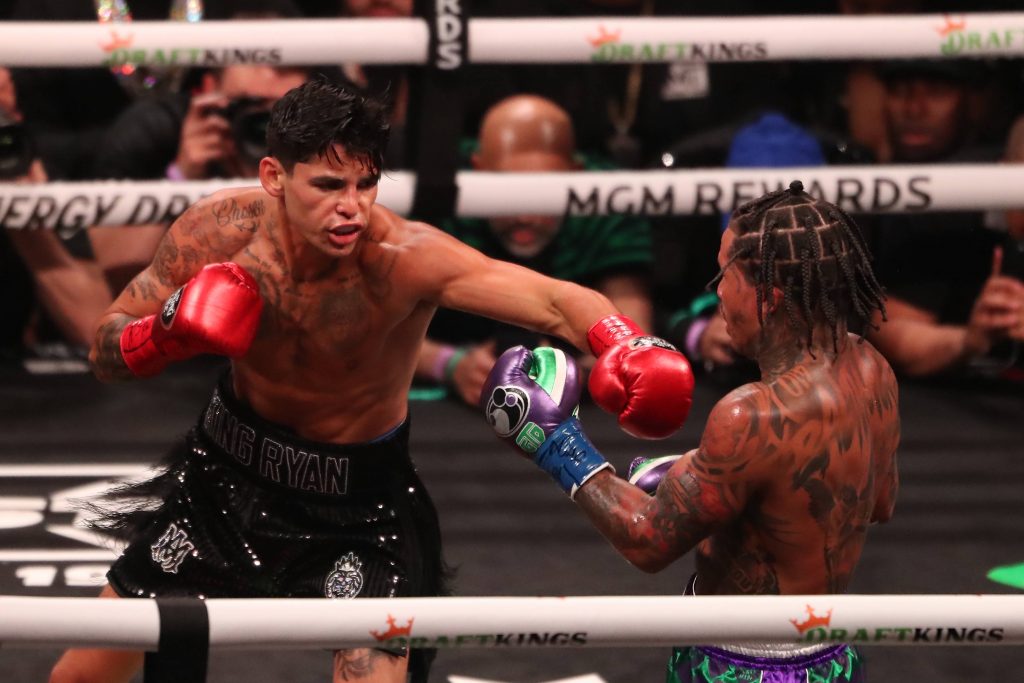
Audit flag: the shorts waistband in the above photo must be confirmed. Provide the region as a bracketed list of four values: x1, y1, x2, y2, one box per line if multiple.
[681, 574, 844, 660]
[700, 641, 844, 661]
[198, 377, 411, 498]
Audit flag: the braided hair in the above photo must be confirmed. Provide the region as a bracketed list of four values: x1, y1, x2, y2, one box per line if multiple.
[715, 180, 887, 351]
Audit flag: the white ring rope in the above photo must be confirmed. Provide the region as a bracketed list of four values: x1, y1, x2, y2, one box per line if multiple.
[0, 594, 1021, 650]
[0, 13, 1020, 66]
[1, 165, 1022, 231]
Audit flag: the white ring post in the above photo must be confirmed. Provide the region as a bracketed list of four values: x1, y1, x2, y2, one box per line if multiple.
[0, 595, 1021, 650]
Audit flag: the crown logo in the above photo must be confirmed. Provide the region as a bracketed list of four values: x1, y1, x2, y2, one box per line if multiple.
[935, 14, 966, 37]
[336, 553, 362, 573]
[789, 604, 833, 635]
[587, 25, 622, 48]
[100, 29, 134, 52]
[370, 614, 414, 642]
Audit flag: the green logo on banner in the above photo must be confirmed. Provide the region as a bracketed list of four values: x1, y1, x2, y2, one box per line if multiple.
[515, 422, 545, 453]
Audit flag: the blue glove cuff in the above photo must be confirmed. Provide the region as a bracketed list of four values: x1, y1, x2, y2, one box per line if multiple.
[534, 417, 614, 499]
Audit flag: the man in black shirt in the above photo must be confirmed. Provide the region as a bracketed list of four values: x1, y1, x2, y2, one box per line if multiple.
[867, 60, 1024, 376]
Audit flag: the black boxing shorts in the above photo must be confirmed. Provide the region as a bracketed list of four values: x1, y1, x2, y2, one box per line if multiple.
[99, 374, 448, 679]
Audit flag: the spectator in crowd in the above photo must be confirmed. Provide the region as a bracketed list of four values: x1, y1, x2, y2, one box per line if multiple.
[8, 0, 205, 180]
[8, 0, 308, 178]
[866, 60, 1024, 377]
[835, 0, 924, 163]
[87, 61, 318, 292]
[663, 112, 829, 379]
[336, 0, 520, 169]
[3, 0, 319, 333]
[478, 0, 812, 169]
[1, 68, 112, 352]
[1004, 115, 1024, 243]
[416, 94, 655, 405]
[335, 0, 414, 167]
[93, 64, 311, 182]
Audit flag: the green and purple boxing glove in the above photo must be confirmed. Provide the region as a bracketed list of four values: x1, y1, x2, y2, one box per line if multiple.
[626, 454, 682, 495]
[481, 346, 614, 499]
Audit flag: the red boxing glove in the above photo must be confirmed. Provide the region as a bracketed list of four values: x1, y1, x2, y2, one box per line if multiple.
[120, 262, 263, 377]
[587, 315, 694, 439]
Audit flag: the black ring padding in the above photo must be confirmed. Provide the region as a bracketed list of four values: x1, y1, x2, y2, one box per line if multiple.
[143, 598, 210, 683]
[423, 0, 469, 71]
[407, 0, 470, 222]
[407, 71, 463, 220]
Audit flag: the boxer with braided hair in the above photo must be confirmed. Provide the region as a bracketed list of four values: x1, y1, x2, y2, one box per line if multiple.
[714, 180, 887, 352]
[484, 182, 899, 683]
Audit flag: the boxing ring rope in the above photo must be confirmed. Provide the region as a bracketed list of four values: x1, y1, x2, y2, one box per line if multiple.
[0, 13, 1021, 67]
[1, 594, 1022, 650]
[2, 164, 1023, 231]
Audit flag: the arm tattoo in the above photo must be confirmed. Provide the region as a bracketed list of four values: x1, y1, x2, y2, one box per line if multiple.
[90, 314, 135, 382]
[332, 649, 392, 681]
[576, 453, 749, 569]
[125, 275, 162, 305]
[151, 231, 180, 287]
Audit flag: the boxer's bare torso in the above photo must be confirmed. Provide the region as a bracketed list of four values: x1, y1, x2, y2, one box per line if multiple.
[690, 338, 899, 595]
[577, 336, 899, 596]
[91, 149, 616, 443]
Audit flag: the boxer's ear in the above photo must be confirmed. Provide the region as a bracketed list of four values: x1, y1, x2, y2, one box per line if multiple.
[765, 286, 784, 315]
[259, 157, 285, 197]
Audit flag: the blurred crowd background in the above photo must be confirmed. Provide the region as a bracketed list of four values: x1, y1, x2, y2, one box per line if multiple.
[2, 0, 1023, 403]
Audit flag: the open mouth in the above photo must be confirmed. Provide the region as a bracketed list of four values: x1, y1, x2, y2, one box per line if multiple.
[327, 225, 361, 248]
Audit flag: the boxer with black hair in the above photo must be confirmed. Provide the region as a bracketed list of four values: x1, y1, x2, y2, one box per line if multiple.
[50, 78, 693, 683]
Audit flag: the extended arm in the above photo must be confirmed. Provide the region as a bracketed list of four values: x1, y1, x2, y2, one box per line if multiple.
[597, 272, 653, 333]
[424, 229, 617, 353]
[574, 396, 758, 572]
[416, 226, 693, 437]
[482, 348, 755, 573]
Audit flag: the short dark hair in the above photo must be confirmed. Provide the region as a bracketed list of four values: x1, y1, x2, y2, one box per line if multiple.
[718, 181, 887, 351]
[266, 78, 390, 174]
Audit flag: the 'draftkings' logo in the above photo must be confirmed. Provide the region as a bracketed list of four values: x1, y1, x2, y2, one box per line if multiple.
[99, 29, 283, 68]
[585, 24, 767, 63]
[937, 15, 1024, 56]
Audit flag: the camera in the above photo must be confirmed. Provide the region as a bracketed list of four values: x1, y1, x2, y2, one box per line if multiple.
[207, 96, 272, 167]
[0, 107, 34, 179]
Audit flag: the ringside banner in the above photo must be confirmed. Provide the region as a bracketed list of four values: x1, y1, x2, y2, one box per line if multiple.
[0, 14, 1023, 66]
[2, 166, 1022, 232]
[0, 594, 1022, 650]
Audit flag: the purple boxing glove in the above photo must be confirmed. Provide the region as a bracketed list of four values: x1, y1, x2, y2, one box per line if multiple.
[481, 346, 581, 455]
[627, 454, 683, 495]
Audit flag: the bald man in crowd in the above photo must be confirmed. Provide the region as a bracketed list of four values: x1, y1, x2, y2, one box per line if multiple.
[415, 94, 656, 405]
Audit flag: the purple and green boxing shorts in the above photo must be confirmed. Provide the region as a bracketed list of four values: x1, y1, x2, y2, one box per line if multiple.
[667, 642, 864, 683]
[668, 576, 865, 683]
